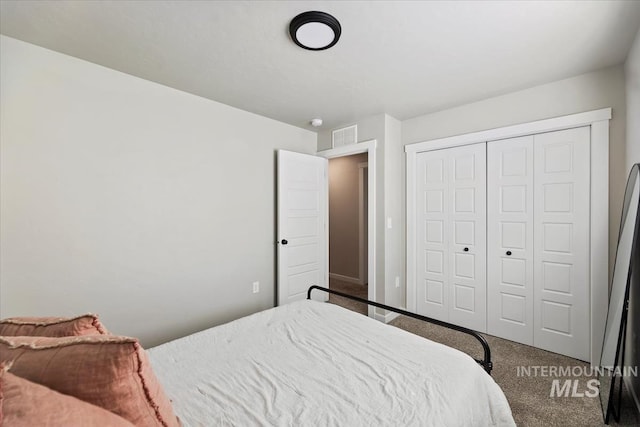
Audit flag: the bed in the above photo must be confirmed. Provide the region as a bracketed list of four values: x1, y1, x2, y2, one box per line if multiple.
[148, 286, 515, 426]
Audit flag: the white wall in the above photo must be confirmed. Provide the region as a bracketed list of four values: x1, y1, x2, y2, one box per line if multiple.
[0, 36, 316, 347]
[627, 30, 640, 170]
[311, 120, 403, 312]
[383, 115, 404, 309]
[624, 27, 640, 413]
[319, 115, 388, 307]
[318, 66, 627, 326]
[402, 65, 627, 281]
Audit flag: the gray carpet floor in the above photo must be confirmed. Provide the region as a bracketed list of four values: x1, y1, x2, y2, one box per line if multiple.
[328, 278, 368, 314]
[328, 278, 640, 427]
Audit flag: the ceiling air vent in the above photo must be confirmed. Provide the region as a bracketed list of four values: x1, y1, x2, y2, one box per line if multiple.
[332, 125, 358, 148]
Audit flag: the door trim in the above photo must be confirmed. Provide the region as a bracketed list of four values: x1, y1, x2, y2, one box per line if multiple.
[405, 108, 610, 365]
[318, 140, 377, 318]
[405, 108, 611, 153]
[358, 162, 368, 286]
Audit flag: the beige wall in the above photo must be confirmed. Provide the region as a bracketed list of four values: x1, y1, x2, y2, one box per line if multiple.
[329, 153, 368, 280]
[0, 36, 317, 347]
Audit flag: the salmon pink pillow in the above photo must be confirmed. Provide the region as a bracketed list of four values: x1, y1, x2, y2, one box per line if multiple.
[0, 314, 109, 337]
[0, 335, 180, 427]
[0, 367, 134, 427]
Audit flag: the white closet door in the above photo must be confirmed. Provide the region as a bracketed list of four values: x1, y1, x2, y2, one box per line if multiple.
[416, 149, 450, 322]
[415, 144, 486, 331]
[448, 143, 486, 332]
[487, 136, 534, 344]
[533, 127, 590, 361]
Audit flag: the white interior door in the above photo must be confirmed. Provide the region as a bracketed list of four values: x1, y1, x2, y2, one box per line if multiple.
[533, 127, 590, 361]
[487, 136, 534, 345]
[448, 143, 486, 332]
[416, 143, 486, 331]
[277, 150, 328, 305]
[416, 149, 450, 322]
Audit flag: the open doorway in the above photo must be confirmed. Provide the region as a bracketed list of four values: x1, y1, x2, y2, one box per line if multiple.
[327, 153, 369, 315]
[317, 139, 376, 318]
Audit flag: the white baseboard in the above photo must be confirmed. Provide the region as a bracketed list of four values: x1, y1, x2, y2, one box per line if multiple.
[623, 375, 640, 415]
[329, 272, 364, 285]
[374, 310, 402, 324]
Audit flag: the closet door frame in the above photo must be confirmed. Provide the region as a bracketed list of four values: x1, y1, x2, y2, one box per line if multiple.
[406, 108, 611, 365]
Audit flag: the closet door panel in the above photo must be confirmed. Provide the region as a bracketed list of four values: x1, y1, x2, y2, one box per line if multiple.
[487, 136, 534, 345]
[448, 144, 486, 332]
[534, 127, 590, 361]
[416, 150, 449, 322]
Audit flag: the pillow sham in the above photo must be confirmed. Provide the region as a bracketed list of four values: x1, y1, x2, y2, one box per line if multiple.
[0, 367, 135, 427]
[0, 335, 180, 427]
[0, 314, 109, 337]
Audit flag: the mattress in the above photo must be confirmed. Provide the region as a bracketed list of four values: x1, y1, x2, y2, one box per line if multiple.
[149, 300, 515, 426]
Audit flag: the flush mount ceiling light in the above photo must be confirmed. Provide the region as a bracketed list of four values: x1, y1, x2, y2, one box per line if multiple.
[289, 11, 341, 51]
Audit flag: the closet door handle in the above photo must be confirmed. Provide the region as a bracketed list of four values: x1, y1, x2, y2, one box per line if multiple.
[463, 247, 469, 252]
[506, 250, 512, 256]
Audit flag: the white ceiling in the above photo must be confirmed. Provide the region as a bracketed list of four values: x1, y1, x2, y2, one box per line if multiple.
[1, 1, 640, 131]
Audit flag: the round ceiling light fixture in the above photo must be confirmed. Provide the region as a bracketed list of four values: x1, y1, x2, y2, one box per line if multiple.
[289, 11, 341, 51]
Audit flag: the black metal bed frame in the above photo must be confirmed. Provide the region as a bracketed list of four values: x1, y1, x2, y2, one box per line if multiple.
[307, 285, 493, 375]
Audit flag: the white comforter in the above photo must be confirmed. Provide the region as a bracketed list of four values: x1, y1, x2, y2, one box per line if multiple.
[149, 300, 515, 426]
